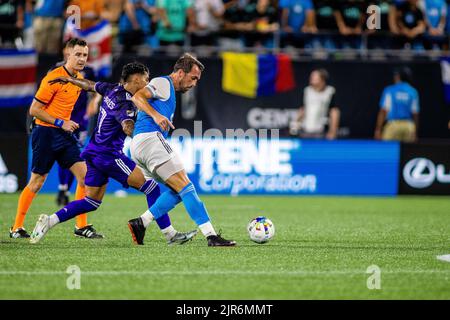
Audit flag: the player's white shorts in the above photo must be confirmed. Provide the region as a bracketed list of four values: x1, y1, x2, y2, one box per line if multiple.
[130, 132, 184, 182]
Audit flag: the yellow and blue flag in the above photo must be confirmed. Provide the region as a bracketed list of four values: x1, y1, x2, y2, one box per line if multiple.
[222, 52, 296, 98]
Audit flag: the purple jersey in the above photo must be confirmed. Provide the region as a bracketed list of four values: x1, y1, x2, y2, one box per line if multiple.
[84, 82, 136, 154]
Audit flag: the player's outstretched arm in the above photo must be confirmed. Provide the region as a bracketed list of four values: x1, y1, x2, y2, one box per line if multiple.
[131, 87, 175, 131]
[48, 76, 96, 92]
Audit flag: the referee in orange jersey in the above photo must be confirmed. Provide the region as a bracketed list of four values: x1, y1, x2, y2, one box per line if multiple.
[10, 38, 103, 239]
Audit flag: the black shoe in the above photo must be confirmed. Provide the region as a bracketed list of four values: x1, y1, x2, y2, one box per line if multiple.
[74, 225, 104, 239]
[56, 190, 69, 206]
[207, 234, 236, 247]
[9, 227, 30, 238]
[128, 217, 146, 245]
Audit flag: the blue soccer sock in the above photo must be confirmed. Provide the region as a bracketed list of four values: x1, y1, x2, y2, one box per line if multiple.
[138, 180, 173, 231]
[52, 197, 101, 226]
[149, 189, 182, 220]
[179, 183, 212, 225]
[155, 213, 172, 230]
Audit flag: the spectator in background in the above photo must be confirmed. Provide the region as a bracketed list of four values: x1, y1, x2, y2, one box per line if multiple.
[312, 0, 338, 50]
[33, 0, 65, 54]
[333, 0, 365, 49]
[280, 0, 317, 48]
[156, 0, 195, 47]
[119, 0, 158, 52]
[389, 0, 406, 35]
[68, 0, 105, 30]
[102, 0, 127, 23]
[421, 0, 447, 49]
[22, 0, 33, 48]
[0, 0, 24, 48]
[366, 0, 394, 49]
[190, 0, 225, 46]
[396, 0, 426, 49]
[221, 0, 254, 49]
[375, 67, 419, 142]
[247, 0, 279, 48]
[422, 0, 447, 34]
[290, 69, 340, 140]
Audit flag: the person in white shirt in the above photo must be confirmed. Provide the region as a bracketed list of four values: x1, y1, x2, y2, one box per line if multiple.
[190, 0, 225, 46]
[291, 69, 340, 139]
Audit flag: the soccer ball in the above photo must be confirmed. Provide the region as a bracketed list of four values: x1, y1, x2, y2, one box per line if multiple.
[247, 216, 275, 244]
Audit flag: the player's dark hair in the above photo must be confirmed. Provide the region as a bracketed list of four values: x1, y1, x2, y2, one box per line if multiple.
[394, 66, 413, 84]
[173, 53, 205, 73]
[65, 38, 88, 48]
[63, 39, 71, 49]
[314, 68, 329, 83]
[121, 62, 149, 82]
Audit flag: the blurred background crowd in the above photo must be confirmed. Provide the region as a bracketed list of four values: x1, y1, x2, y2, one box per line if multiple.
[2, 0, 450, 55]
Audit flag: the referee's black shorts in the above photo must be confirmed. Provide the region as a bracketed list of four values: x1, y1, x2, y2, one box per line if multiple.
[31, 125, 83, 175]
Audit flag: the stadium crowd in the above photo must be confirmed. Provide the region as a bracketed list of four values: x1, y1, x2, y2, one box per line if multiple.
[1, 0, 450, 52]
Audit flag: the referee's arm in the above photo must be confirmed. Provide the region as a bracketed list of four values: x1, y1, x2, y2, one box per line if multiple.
[29, 99, 79, 133]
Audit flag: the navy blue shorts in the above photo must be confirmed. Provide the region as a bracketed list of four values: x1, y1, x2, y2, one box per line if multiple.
[31, 125, 83, 175]
[81, 148, 136, 188]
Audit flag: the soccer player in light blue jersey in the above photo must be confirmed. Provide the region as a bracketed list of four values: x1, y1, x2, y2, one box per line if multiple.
[128, 53, 236, 247]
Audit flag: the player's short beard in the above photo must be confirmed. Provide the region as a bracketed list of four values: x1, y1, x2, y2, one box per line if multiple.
[178, 80, 190, 93]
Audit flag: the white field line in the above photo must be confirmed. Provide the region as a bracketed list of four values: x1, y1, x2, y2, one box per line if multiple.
[0, 270, 449, 276]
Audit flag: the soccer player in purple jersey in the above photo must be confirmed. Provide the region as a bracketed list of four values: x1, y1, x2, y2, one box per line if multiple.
[29, 62, 197, 245]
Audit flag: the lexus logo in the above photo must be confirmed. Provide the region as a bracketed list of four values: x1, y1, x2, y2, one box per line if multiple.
[403, 158, 450, 189]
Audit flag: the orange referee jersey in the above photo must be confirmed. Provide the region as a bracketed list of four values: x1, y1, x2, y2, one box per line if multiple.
[34, 66, 83, 128]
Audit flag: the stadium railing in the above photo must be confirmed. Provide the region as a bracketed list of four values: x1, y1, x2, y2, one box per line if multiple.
[111, 29, 450, 61]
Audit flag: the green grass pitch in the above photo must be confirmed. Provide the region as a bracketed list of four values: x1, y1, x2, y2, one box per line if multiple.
[1, 194, 450, 299]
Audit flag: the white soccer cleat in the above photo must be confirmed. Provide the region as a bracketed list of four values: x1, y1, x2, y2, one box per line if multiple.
[30, 214, 50, 244]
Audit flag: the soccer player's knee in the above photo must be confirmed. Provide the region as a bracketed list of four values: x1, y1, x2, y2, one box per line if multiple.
[76, 177, 86, 188]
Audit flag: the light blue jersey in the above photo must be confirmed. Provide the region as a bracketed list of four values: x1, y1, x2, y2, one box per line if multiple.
[35, 0, 65, 18]
[134, 76, 176, 138]
[380, 82, 419, 121]
[423, 0, 446, 29]
[279, 0, 314, 31]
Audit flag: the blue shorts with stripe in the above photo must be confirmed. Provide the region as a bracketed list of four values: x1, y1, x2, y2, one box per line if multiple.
[31, 125, 83, 175]
[81, 147, 136, 188]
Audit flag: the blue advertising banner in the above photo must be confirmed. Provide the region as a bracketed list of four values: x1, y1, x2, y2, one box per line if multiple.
[30, 138, 400, 196]
[171, 138, 400, 196]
